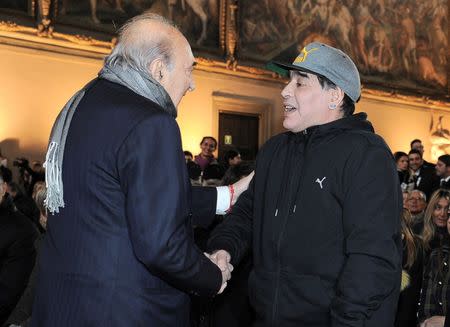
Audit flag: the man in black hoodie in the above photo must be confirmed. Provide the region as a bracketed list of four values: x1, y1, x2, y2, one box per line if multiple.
[207, 42, 402, 327]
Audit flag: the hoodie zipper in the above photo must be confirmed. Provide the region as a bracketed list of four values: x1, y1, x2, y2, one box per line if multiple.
[271, 129, 312, 326]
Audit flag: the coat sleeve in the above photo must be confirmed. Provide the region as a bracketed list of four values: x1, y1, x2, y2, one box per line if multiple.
[330, 145, 402, 326]
[117, 114, 222, 297]
[191, 186, 217, 228]
[207, 177, 254, 266]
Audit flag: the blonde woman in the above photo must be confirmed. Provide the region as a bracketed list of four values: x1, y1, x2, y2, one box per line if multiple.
[421, 189, 450, 251]
[417, 189, 450, 327]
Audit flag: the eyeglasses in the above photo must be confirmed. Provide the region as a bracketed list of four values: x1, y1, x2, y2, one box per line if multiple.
[408, 197, 425, 202]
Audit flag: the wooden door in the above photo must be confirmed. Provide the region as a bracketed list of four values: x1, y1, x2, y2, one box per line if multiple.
[218, 112, 259, 161]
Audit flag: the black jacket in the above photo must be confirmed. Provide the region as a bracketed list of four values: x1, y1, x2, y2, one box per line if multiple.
[0, 196, 38, 325]
[208, 113, 402, 327]
[413, 166, 439, 200]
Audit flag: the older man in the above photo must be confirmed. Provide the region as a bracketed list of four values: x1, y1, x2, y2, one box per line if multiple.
[32, 14, 236, 327]
[406, 189, 427, 233]
[208, 42, 402, 326]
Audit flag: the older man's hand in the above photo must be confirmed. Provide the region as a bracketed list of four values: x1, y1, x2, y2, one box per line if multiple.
[205, 250, 233, 294]
[420, 315, 445, 327]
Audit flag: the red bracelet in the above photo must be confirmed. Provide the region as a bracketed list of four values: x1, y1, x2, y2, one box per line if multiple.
[227, 184, 235, 213]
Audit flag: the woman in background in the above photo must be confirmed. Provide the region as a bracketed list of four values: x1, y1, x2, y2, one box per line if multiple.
[194, 137, 218, 171]
[395, 209, 423, 327]
[394, 151, 413, 191]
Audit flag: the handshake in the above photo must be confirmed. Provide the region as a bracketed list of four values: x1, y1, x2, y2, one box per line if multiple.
[205, 250, 233, 294]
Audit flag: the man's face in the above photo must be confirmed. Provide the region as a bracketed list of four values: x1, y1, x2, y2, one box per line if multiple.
[408, 153, 423, 171]
[436, 160, 447, 177]
[411, 141, 424, 155]
[281, 71, 336, 133]
[160, 35, 196, 107]
[407, 191, 426, 214]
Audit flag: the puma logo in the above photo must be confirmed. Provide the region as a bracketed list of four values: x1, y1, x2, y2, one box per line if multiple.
[315, 177, 326, 189]
[294, 47, 318, 63]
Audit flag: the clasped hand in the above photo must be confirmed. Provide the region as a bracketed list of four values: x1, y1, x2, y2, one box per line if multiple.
[204, 250, 233, 294]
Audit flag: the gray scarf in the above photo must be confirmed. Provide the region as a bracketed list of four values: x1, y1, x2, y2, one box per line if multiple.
[44, 64, 176, 214]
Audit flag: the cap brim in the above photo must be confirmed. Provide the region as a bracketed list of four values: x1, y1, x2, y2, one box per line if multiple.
[269, 61, 324, 79]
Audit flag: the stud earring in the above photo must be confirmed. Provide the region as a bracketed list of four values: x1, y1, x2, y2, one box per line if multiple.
[328, 103, 337, 110]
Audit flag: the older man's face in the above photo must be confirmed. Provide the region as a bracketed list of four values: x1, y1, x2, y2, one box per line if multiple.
[407, 192, 426, 214]
[161, 34, 196, 107]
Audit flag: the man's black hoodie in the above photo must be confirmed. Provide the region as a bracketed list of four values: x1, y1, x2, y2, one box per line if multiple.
[208, 112, 402, 327]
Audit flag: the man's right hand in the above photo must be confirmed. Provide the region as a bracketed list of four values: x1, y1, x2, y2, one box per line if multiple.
[205, 250, 233, 294]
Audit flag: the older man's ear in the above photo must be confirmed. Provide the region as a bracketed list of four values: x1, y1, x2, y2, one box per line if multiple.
[149, 59, 165, 82]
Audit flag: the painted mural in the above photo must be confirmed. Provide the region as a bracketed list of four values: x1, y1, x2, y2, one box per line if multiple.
[241, 0, 448, 96]
[56, 0, 219, 48]
[0, 0, 220, 48]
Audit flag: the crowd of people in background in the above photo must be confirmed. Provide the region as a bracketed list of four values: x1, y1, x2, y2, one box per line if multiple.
[3, 136, 450, 326]
[0, 151, 47, 327]
[394, 139, 450, 327]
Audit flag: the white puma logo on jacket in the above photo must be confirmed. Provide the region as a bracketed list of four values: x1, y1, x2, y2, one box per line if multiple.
[315, 177, 326, 189]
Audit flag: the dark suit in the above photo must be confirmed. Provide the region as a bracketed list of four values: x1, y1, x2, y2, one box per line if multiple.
[32, 79, 222, 327]
[414, 166, 439, 199]
[439, 178, 450, 190]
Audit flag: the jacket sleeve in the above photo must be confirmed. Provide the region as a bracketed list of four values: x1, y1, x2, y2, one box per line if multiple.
[330, 145, 402, 326]
[207, 177, 254, 266]
[191, 186, 217, 228]
[117, 114, 222, 297]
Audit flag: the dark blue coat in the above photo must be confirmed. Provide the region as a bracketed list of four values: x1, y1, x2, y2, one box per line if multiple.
[31, 79, 222, 327]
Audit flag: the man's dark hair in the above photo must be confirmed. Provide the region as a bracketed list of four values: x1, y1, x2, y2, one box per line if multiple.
[221, 161, 255, 186]
[410, 139, 422, 148]
[203, 164, 224, 181]
[223, 149, 240, 163]
[186, 161, 201, 180]
[316, 75, 355, 117]
[408, 149, 422, 158]
[393, 151, 408, 163]
[438, 154, 450, 167]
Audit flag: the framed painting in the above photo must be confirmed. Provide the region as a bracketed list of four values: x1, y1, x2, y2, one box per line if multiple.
[0, 0, 224, 54]
[239, 0, 450, 99]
